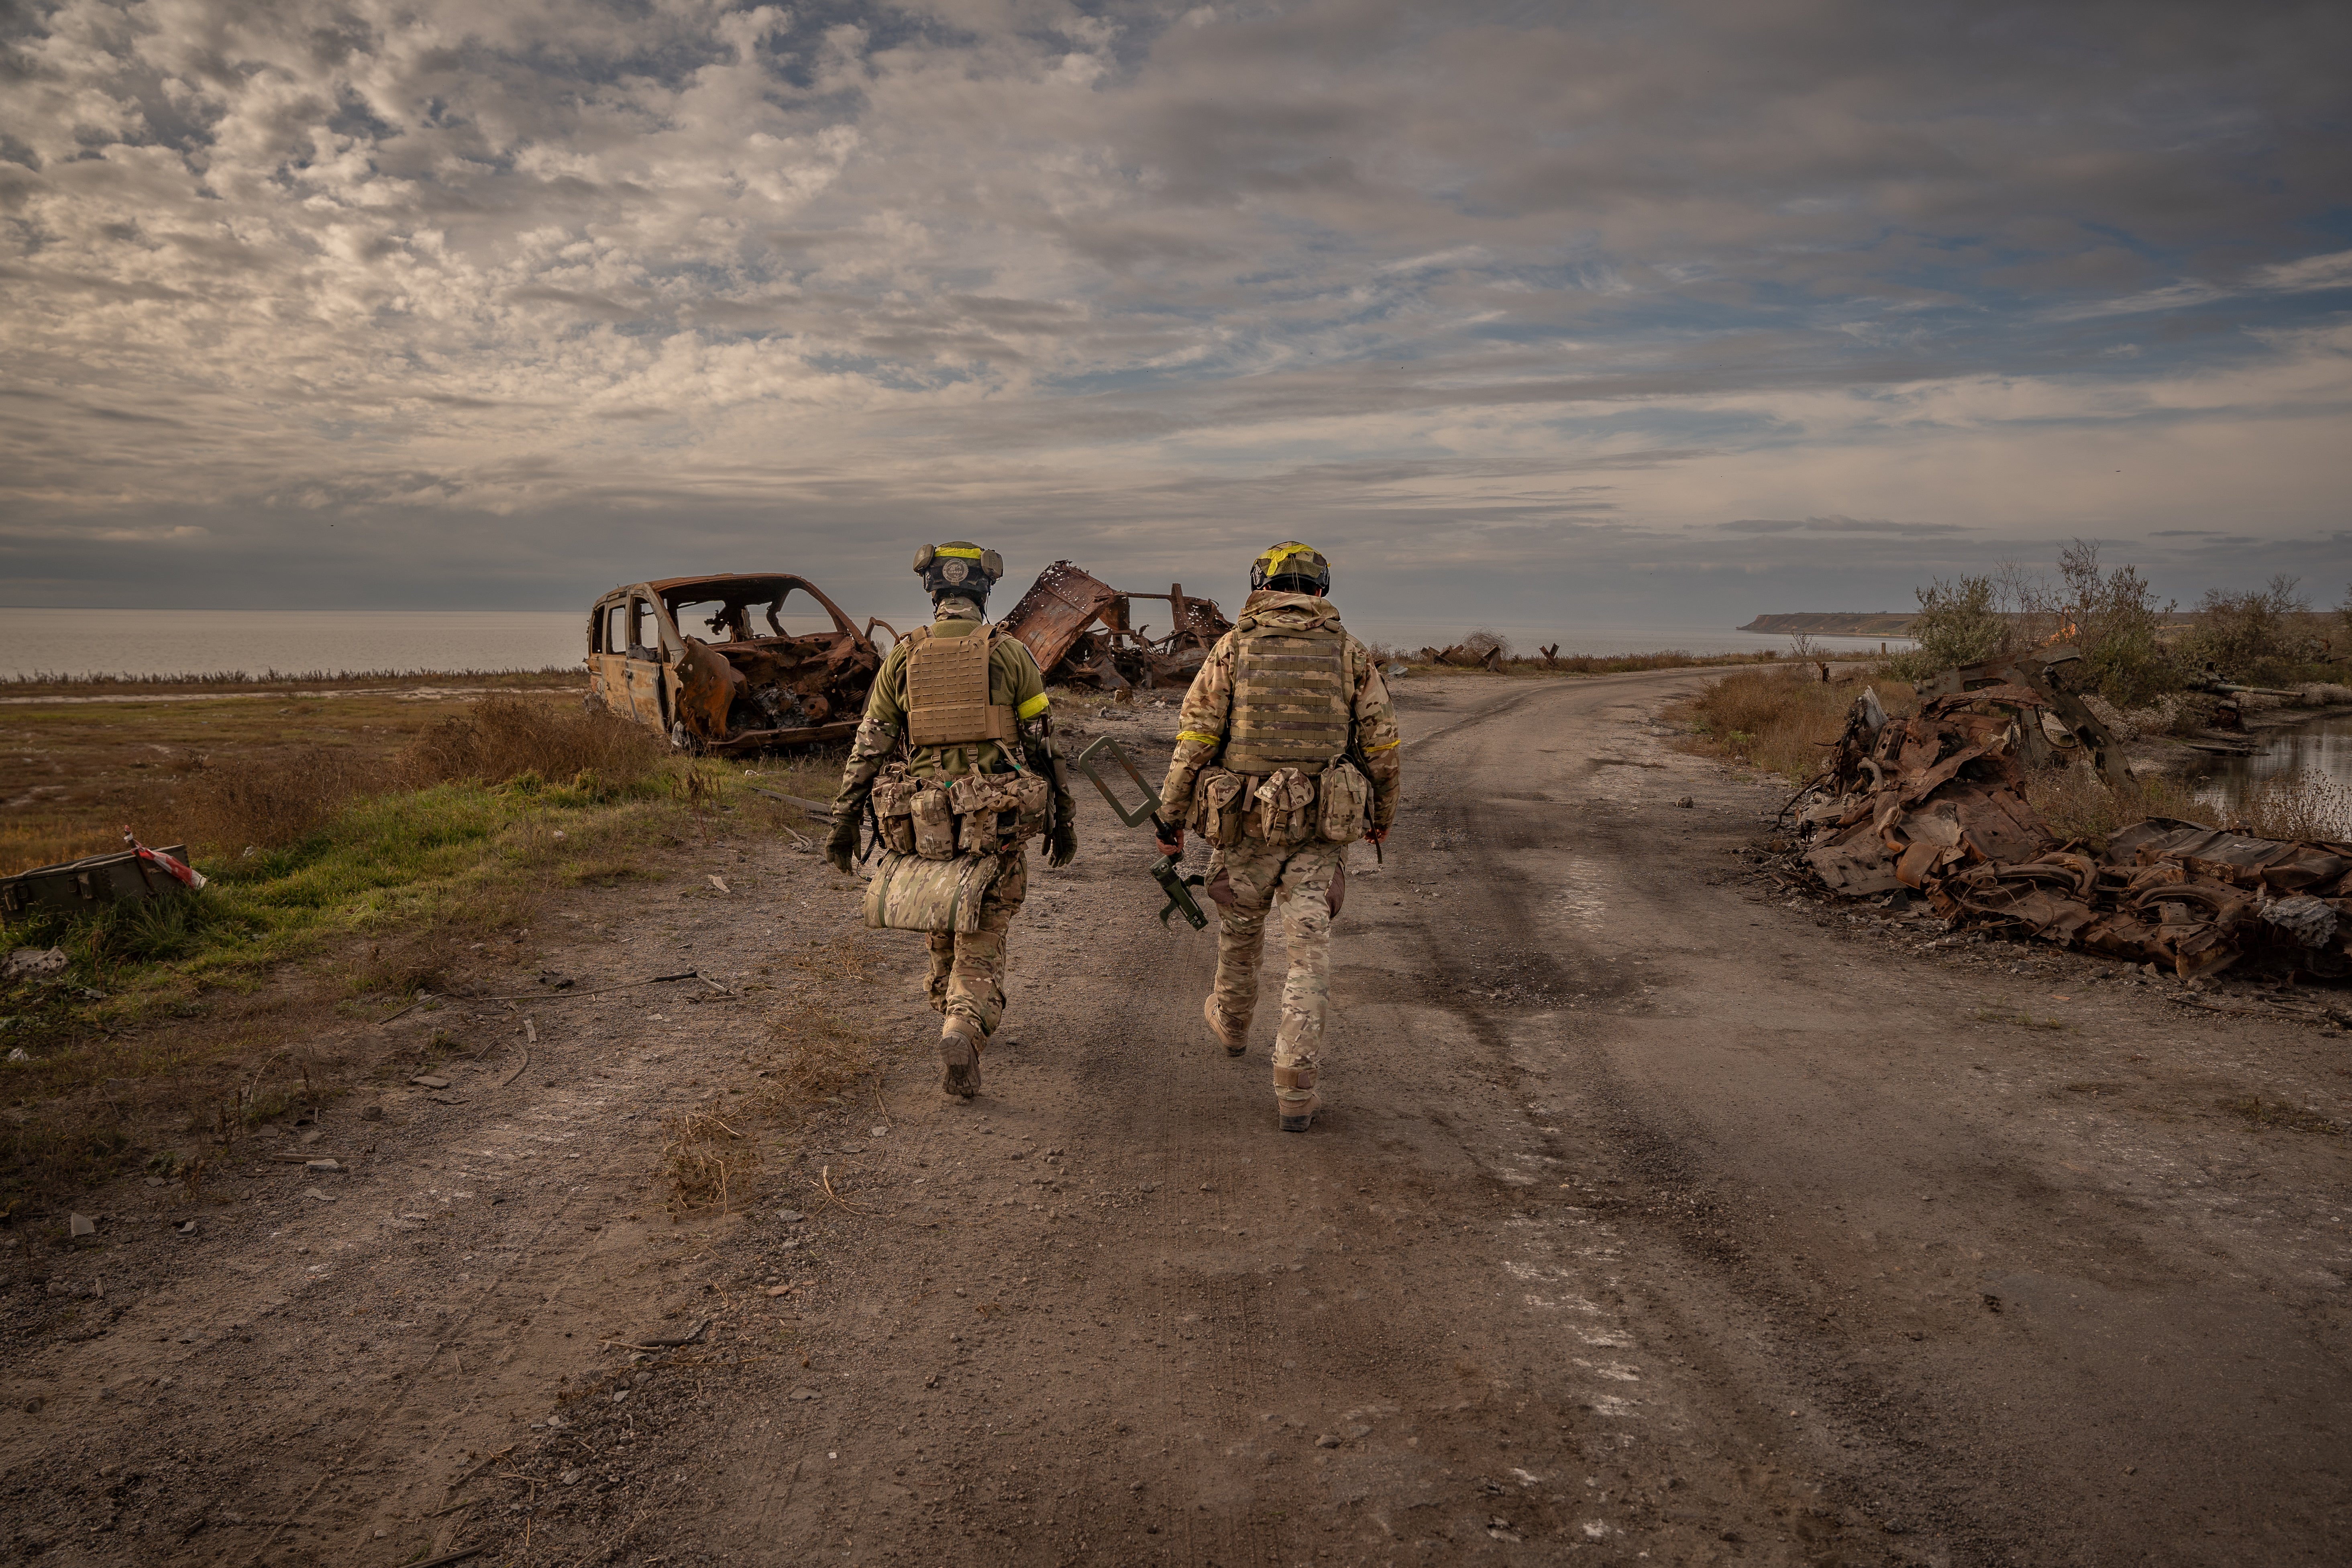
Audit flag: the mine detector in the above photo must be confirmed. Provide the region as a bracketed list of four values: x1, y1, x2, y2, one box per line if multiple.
[1916, 646, 2126, 784]
[586, 573, 893, 755]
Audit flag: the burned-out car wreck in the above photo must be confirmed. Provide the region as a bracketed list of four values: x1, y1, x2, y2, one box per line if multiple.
[587, 574, 891, 754]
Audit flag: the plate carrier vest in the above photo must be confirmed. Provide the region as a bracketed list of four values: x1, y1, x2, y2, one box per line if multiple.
[903, 624, 1017, 750]
[1220, 612, 1352, 775]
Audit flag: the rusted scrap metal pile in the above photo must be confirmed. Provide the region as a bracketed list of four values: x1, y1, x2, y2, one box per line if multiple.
[999, 561, 1233, 691]
[1794, 682, 2351, 981]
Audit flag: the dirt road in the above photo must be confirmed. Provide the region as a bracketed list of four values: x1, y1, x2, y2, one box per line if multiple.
[6, 667, 2348, 1566]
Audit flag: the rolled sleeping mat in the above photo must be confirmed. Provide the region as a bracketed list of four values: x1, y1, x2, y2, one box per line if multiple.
[863, 849, 1002, 934]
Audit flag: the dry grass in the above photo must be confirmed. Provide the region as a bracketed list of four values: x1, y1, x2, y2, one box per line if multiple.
[660, 1110, 760, 1213]
[2025, 766, 2218, 844]
[755, 1013, 884, 1110]
[2028, 765, 2350, 846]
[397, 697, 663, 793]
[0, 683, 587, 877]
[180, 748, 372, 855]
[2225, 773, 2352, 842]
[1671, 669, 1917, 783]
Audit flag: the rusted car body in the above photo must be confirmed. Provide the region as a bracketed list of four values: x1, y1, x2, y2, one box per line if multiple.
[999, 561, 1233, 691]
[586, 575, 889, 754]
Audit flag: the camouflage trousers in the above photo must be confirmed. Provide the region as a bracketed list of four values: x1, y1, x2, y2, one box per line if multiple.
[1205, 836, 1347, 1093]
[924, 846, 1028, 1039]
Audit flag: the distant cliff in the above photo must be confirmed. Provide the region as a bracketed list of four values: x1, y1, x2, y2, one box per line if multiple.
[1739, 612, 1917, 635]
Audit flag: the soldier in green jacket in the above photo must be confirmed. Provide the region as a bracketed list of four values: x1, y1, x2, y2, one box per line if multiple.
[1154, 543, 1402, 1131]
[825, 543, 1078, 1096]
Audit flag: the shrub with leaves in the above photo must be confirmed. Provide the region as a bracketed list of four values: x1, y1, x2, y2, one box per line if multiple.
[1885, 576, 2008, 683]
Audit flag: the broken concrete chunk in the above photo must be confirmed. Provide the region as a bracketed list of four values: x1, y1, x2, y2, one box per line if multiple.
[3, 948, 68, 981]
[68, 1213, 95, 1238]
[410, 1075, 452, 1089]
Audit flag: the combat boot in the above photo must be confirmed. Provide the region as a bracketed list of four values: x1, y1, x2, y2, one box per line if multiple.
[1202, 995, 1248, 1058]
[1273, 1063, 1319, 1132]
[940, 1016, 983, 1098]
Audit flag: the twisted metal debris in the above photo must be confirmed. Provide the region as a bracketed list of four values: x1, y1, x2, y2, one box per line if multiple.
[1792, 687, 2351, 981]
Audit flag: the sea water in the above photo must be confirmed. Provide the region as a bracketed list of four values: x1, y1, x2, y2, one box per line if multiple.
[0, 607, 1912, 681]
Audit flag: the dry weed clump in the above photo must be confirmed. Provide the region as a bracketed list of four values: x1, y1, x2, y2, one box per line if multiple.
[2025, 765, 2216, 843]
[1674, 670, 1917, 783]
[398, 697, 662, 793]
[2226, 773, 2352, 842]
[753, 1013, 883, 1111]
[2026, 766, 2349, 846]
[660, 1110, 758, 1212]
[181, 748, 371, 854]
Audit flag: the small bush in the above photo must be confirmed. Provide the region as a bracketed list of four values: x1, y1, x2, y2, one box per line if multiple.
[1885, 576, 2008, 683]
[2180, 575, 2313, 685]
[397, 698, 662, 795]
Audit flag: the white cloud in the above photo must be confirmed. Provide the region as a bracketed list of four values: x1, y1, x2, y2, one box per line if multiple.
[0, 0, 2347, 612]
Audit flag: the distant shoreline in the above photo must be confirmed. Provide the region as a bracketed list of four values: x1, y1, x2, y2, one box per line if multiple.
[1738, 612, 1918, 635]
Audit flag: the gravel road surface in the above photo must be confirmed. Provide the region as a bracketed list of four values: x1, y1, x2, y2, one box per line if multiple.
[4, 667, 2345, 1566]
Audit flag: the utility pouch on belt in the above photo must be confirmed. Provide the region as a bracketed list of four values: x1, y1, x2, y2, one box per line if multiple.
[1190, 766, 1249, 848]
[1252, 767, 1319, 846]
[910, 785, 957, 860]
[1316, 759, 1369, 845]
[863, 850, 999, 934]
[905, 626, 1016, 747]
[870, 766, 919, 856]
[947, 771, 1048, 854]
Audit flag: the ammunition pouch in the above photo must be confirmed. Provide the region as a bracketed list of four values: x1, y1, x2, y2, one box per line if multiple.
[1315, 759, 1369, 845]
[1251, 767, 1320, 847]
[1190, 766, 1250, 848]
[864, 850, 1003, 934]
[876, 761, 1048, 862]
[950, 770, 1050, 854]
[871, 766, 921, 856]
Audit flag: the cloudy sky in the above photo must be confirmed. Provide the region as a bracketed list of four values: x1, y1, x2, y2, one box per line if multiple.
[4, 0, 2349, 635]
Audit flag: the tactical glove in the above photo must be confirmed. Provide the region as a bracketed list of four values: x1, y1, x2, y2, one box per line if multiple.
[1047, 793, 1078, 869]
[823, 811, 861, 873]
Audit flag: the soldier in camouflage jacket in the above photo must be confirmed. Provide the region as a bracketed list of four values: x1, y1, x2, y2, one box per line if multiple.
[1155, 543, 1402, 1132]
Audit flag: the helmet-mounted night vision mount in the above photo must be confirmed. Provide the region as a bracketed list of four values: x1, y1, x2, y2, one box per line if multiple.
[912, 542, 1004, 596]
[1249, 540, 1331, 595]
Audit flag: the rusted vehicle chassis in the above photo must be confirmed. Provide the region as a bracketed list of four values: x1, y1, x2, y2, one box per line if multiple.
[587, 575, 888, 756]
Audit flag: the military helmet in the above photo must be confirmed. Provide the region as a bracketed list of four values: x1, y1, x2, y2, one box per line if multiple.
[1250, 540, 1331, 595]
[912, 541, 1004, 599]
